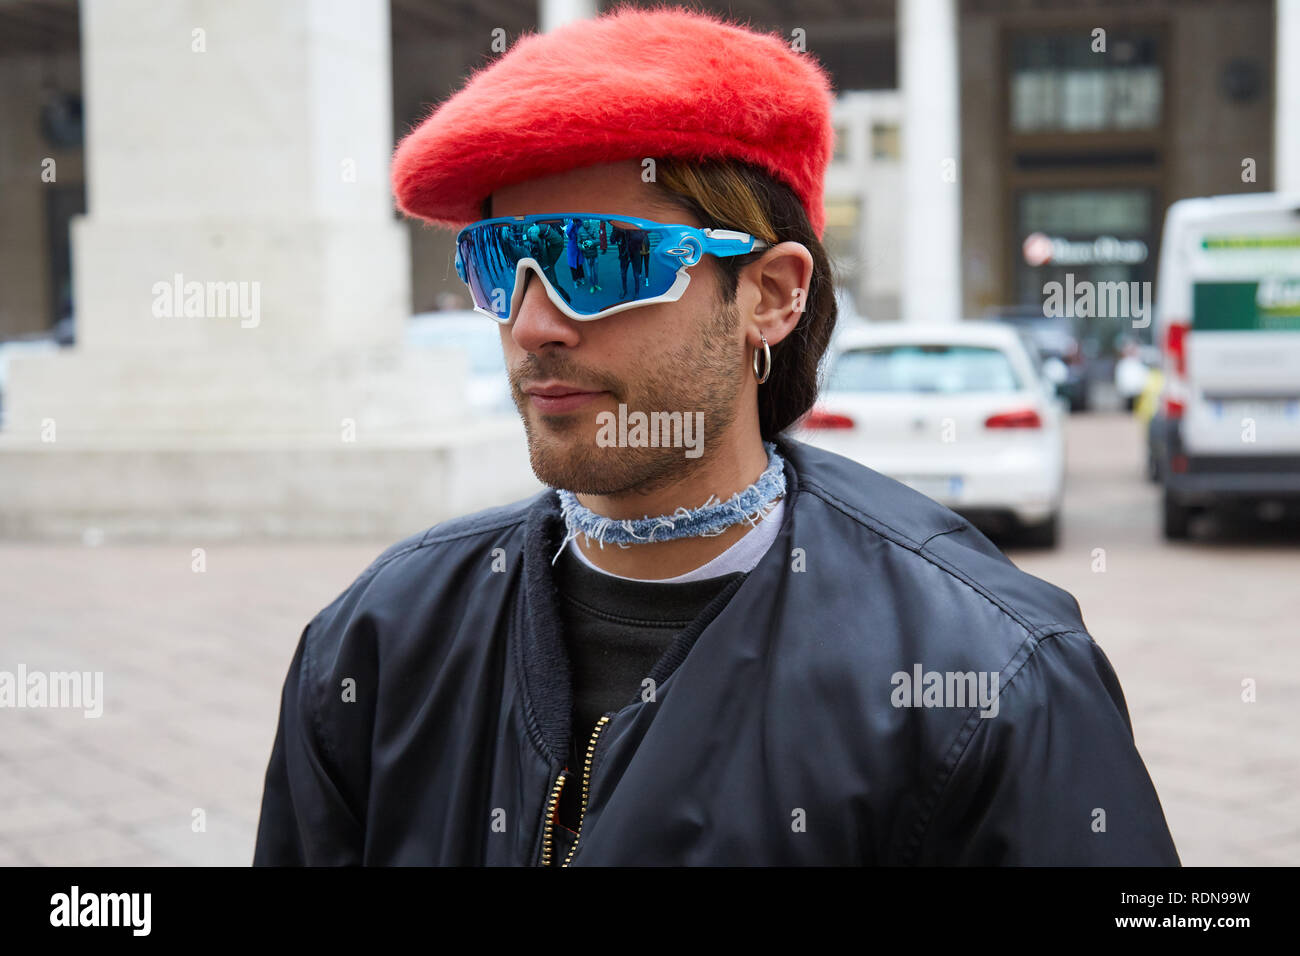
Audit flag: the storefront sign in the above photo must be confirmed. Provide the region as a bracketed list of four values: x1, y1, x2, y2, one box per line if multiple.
[1022, 231, 1149, 266]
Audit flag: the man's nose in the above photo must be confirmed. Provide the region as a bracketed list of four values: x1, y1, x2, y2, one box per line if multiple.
[510, 267, 581, 352]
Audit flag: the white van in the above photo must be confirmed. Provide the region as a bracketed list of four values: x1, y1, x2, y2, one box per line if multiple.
[1153, 193, 1300, 538]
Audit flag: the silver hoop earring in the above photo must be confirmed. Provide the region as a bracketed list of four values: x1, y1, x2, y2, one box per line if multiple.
[753, 334, 771, 385]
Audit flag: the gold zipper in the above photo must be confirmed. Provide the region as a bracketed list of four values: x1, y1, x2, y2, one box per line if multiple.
[538, 770, 567, 867]
[562, 714, 611, 867]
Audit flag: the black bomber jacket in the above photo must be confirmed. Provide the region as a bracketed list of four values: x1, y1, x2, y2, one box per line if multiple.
[252, 437, 1180, 865]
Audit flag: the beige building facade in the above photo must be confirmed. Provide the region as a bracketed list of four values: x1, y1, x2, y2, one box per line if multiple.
[0, 0, 1285, 339]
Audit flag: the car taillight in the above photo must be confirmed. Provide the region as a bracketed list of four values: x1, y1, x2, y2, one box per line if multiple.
[1164, 396, 1185, 420]
[984, 408, 1042, 429]
[1165, 321, 1189, 377]
[802, 408, 855, 430]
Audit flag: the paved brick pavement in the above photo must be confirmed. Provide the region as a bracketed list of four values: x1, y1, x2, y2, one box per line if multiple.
[1, 414, 1296, 865]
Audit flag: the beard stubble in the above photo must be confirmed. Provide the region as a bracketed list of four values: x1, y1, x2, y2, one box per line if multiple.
[510, 298, 745, 498]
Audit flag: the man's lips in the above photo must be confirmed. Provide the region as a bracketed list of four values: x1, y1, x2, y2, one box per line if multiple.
[522, 382, 610, 414]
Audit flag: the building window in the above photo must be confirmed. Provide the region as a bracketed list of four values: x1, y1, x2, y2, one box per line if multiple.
[1014, 187, 1157, 349]
[871, 122, 899, 161]
[822, 196, 863, 292]
[833, 125, 850, 162]
[1010, 32, 1162, 132]
[1020, 188, 1151, 236]
[815, 35, 897, 92]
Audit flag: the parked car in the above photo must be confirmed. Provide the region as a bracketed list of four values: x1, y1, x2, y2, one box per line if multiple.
[1152, 192, 1300, 539]
[797, 321, 1066, 547]
[987, 308, 1091, 411]
[834, 286, 869, 329]
[406, 310, 514, 416]
[0, 333, 63, 429]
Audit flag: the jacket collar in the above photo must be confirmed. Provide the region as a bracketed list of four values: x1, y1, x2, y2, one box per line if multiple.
[519, 493, 572, 764]
[516, 436, 803, 766]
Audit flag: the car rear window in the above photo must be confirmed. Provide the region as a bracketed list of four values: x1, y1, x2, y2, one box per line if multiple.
[828, 345, 1023, 393]
[408, 324, 505, 374]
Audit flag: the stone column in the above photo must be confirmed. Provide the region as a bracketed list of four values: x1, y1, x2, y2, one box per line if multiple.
[899, 0, 962, 323]
[0, 0, 538, 538]
[541, 0, 598, 33]
[72, 0, 407, 355]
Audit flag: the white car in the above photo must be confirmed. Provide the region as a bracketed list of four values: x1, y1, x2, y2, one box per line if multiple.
[796, 321, 1066, 547]
[406, 310, 514, 416]
[0, 335, 63, 429]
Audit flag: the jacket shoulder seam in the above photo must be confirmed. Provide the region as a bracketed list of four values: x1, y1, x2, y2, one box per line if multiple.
[796, 476, 1036, 633]
[419, 509, 533, 548]
[346, 511, 532, 587]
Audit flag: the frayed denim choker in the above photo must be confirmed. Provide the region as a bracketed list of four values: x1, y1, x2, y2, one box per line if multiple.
[554, 442, 785, 561]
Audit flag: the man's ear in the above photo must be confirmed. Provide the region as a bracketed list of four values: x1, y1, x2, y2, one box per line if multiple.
[741, 242, 814, 348]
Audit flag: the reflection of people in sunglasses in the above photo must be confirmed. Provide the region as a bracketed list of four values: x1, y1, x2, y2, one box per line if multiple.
[616, 227, 647, 297]
[637, 228, 651, 286]
[577, 218, 603, 292]
[496, 225, 515, 271]
[525, 221, 570, 303]
[613, 227, 633, 297]
[564, 219, 585, 287]
[505, 224, 529, 261]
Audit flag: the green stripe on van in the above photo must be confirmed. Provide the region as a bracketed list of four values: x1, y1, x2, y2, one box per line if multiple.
[1193, 280, 1300, 331]
[1201, 236, 1300, 250]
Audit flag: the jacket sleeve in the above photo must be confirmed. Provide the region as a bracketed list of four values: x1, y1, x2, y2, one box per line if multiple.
[916, 629, 1181, 865]
[252, 623, 365, 866]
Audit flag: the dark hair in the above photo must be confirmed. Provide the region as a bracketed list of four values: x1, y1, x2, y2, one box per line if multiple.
[479, 159, 837, 439]
[648, 158, 838, 440]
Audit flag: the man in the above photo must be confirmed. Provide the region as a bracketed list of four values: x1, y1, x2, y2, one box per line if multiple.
[254, 6, 1179, 866]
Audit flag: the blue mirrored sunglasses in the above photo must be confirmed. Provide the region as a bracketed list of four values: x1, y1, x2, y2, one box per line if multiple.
[454, 212, 771, 323]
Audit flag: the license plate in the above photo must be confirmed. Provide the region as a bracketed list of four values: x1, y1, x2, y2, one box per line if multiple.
[1208, 398, 1300, 420]
[897, 475, 963, 500]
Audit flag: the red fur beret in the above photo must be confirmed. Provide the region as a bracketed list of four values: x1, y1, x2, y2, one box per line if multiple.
[391, 4, 836, 238]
